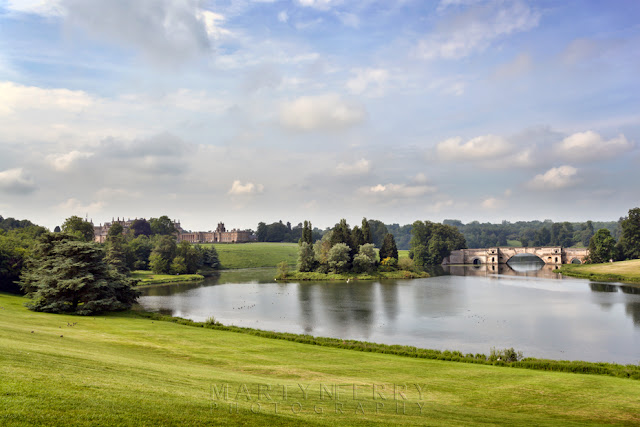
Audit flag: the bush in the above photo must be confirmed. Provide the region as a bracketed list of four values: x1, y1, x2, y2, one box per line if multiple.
[276, 261, 289, 279]
[397, 257, 415, 271]
[379, 257, 397, 271]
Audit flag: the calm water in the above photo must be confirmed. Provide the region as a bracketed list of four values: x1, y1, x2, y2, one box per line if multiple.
[137, 264, 640, 364]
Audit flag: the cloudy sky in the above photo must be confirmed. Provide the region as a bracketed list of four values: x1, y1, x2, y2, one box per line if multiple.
[0, 0, 639, 231]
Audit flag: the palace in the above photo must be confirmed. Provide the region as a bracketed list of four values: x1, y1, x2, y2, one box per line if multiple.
[93, 218, 251, 244]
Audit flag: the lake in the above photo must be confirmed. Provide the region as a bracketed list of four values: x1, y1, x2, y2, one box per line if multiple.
[137, 264, 640, 364]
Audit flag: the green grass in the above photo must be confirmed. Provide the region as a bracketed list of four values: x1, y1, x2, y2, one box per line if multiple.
[201, 242, 299, 269]
[398, 250, 409, 259]
[130, 270, 204, 285]
[284, 270, 429, 281]
[557, 259, 640, 284]
[506, 240, 522, 247]
[2, 292, 640, 426]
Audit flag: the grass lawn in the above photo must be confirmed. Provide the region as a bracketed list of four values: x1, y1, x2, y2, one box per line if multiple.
[557, 259, 640, 284]
[1, 292, 640, 426]
[201, 242, 299, 269]
[130, 270, 204, 285]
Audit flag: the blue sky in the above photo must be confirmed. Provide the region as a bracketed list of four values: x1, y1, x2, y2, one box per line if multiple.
[0, 0, 639, 231]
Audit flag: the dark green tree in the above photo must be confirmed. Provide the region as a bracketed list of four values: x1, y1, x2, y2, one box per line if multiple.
[256, 222, 267, 242]
[127, 235, 153, 270]
[149, 235, 177, 274]
[300, 220, 313, 245]
[361, 218, 372, 244]
[130, 219, 152, 237]
[201, 246, 220, 270]
[149, 216, 177, 236]
[176, 241, 202, 274]
[19, 233, 139, 315]
[618, 207, 640, 260]
[351, 226, 365, 250]
[587, 229, 616, 264]
[330, 219, 354, 254]
[62, 216, 95, 242]
[379, 233, 398, 261]
[368, 219, 389, 247]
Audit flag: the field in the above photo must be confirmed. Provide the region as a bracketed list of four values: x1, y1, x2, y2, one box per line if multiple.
[1, 292, 640, 426]
[558, 259, 640, 283]
[130, 270, 204, 285]
[204, 242, 299, 269]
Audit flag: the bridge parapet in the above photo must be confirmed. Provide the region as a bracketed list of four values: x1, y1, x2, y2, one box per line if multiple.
[443, 247, 589, 265]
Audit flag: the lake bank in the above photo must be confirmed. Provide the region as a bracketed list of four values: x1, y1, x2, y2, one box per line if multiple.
[555, 259, 640, 284]
[1, 291, 639, 426]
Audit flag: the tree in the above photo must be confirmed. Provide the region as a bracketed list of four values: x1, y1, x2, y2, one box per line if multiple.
[200, 246, 220, 270]
[0, 233, 30, 293]
[313, 231, 333, 273]
[351, 226, 365, 249]
[256, 222, 267, 242]
[328, 243, 351, 273]
[300, 220, 313, 245]
[297, 242, 316, 272]
[379, 233, 398, 261]
[149, 235, 177, 274]
[587, 229, 616, 264]
[130, 219, 152, 237]
[149, 216, 176, 236]
[353, 243, 376, 274]
[127, 235, 153, 270]
[618, 207, 640, 260]
[176, 241, 202, 274]
[107, 223, 124, 240]
[62, 216, 95, 242]
[368, 220, 389, 248]
[170, 256, 187, 274]
[19, 233, 138, 315]
[361, 218, 372, 244]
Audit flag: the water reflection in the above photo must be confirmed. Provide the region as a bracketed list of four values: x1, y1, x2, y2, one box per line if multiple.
[137, 267, 640, 364]
[443, 263, 564, 279]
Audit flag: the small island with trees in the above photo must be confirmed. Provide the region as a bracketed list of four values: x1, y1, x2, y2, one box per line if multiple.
[277, 217, 466, 281]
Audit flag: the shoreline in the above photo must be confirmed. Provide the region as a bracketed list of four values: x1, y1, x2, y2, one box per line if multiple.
[554, 260, 640, 285]
[281, 270, 429, 281]
[133, 307, 640, 380]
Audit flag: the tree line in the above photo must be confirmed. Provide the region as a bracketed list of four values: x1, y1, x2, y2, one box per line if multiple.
[0, 214, 220, 315]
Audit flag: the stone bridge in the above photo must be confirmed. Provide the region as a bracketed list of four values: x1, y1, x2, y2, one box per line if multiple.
[443, 247, 589, 265]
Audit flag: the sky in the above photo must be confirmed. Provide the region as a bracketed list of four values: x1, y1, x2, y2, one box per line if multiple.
[0, 0, 639, 232]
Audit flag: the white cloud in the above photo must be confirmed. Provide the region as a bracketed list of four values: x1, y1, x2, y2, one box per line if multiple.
[417, 1, 540, 60]
[335, 158, 370, 176]
[481, 197, 503, 209]
[63, 0, 213, 66]
[336, 11, 359, 28]
[359, 183, 437, 199]
[556, 131, 633, 162]
[4, 0, 64, 16]
[0, 168, 37, 194]
[412, 173, 428, 184]
[346, 68, 389, 96]
[197, 10, 232, 41]
[278, 10, 289, 23]
[279, 94, 366, 131]
[528, 166, 578, 190]
[296, 0, 340, 11]
[0, 81, 93, 115]
[437, 135, 512, 160]
[228, 180, 264, 195]
[47, 151, 94, 171]
[56, 198, 105, 213]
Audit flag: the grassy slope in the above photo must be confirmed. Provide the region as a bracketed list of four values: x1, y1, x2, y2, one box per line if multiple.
[1, 293, 639, 426]
[202, 242, 299, 269]
[131, 270, 204, 285]
[558, 259, 640, 283]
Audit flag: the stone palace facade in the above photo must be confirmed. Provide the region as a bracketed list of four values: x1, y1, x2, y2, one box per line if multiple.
[93, 217, 251, 244]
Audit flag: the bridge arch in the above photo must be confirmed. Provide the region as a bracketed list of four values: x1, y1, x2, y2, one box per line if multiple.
[506, 253, 545, 265]
[571, 258, 582, 264]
